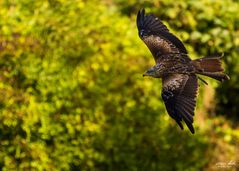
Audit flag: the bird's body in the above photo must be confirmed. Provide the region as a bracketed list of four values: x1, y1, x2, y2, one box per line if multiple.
[137, 9, 229, 134]
[146, 53, 194, 78]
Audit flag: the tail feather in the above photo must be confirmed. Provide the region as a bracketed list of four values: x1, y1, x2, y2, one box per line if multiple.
[193, 54, 224, 72]
[202, 52, 224, 59]
[198, 72, 230, 82]
[192, 53, 230, 82]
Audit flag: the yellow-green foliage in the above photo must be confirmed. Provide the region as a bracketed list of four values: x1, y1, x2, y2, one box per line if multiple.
[0, 0, 238, 171]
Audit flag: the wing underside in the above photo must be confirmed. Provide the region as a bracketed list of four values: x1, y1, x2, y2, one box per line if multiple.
[136, 9, 188, 61]
[161, 74, 198, 134]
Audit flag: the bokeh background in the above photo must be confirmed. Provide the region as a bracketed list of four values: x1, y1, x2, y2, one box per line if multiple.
[0, 0, 239, 170]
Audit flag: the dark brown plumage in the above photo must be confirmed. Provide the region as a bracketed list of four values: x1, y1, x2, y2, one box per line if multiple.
[137, 9, 230, 134]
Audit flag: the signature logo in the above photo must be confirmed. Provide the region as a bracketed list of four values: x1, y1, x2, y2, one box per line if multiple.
[215, 160, 238, 168]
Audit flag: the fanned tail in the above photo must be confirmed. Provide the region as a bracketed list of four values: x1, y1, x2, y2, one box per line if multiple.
[192, 53, 230, 82]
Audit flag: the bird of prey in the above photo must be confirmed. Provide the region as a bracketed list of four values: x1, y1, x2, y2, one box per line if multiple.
[137, 9, 229, 134]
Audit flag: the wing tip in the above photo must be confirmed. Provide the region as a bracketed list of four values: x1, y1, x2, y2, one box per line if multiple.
[139, 8, 145, 15]
[177, 120, 195, 134]
[187, 123, 195, 134]
[137, 8, 145, 29]
[176, 120, 184, 130]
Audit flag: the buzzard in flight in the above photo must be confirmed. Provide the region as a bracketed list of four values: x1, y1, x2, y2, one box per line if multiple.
[137, 9, 229, 134]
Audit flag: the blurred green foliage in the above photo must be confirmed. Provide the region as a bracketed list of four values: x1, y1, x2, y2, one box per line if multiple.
[0, 0, 239, 170]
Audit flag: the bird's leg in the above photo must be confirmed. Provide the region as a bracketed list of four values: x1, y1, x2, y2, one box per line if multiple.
[198, 76, 208, 85]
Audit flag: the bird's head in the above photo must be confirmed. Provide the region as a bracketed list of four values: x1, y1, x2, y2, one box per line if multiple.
[143, 66, 160, 78]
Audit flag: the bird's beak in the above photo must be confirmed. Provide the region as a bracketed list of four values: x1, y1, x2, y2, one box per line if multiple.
[143, 69, 156, 77]
[143, 71, 149, 77]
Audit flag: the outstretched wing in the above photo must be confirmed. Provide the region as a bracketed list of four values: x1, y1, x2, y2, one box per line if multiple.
[161, 74, 198, 134]
[137, 9, 187, 62]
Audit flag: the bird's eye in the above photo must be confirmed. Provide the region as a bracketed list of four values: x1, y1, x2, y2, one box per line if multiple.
[148, 68, 155, 72]
[156, 65, 160, 69]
